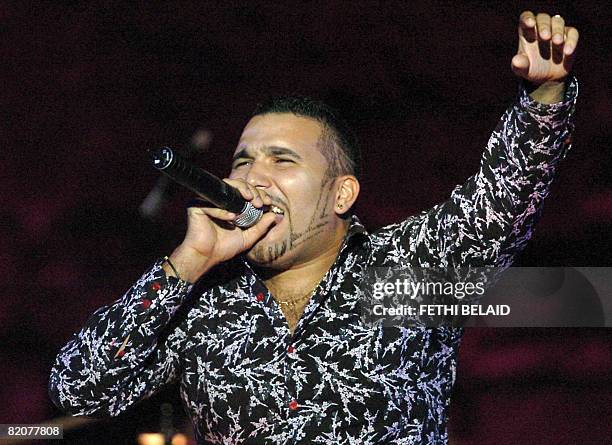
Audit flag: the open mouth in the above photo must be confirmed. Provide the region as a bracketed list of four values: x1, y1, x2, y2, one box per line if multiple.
[269, 205, 285, 215]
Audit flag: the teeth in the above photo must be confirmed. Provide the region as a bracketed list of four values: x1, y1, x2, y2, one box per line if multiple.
[270, 205, 284, 215]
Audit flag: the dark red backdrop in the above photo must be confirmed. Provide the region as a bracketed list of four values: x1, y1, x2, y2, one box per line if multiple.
[2, 2, 611, 444]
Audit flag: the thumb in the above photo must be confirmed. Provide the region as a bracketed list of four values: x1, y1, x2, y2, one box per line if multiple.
[241, 212, 282, 249]
[511, 53, 530, 79]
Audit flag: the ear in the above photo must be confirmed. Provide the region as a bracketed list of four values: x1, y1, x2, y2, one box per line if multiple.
[334, 175, 360, 215]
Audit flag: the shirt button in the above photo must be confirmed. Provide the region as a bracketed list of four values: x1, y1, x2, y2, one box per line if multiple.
[151, 282, 161, 291]
[141, 298, 152, 309]
[287, 345, 295, 354]
[288, 400, 299, 411]
[256, 293, 265, 302]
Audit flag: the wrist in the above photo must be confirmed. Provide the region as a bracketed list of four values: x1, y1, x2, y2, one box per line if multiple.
[526, 79, 566, 104]
[164, 245, 215, 283]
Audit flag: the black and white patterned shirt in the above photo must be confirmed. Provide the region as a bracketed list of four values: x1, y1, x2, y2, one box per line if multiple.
[50, 79, 578, 444]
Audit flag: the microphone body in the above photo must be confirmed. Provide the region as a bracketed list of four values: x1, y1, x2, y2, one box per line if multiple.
[149, 147, 263, 228]
[140, 130, 211, 219]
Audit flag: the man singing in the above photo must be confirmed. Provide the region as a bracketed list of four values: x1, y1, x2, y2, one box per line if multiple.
[50, 11, 579, 444]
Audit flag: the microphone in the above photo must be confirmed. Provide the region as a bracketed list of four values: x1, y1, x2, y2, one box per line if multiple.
[149, 146, 263, 228]
[139, 129, 212, 219]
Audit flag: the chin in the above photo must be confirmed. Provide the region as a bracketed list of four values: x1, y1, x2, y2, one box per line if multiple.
[245, 236, 293, 268]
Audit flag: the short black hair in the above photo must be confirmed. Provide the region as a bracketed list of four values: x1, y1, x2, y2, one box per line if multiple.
[252, 96, 361, 182]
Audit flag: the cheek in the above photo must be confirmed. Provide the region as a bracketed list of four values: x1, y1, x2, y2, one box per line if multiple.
[228, 170, 242, 180]
[282, 176, 331, 216]
[282, 176, 317, 205]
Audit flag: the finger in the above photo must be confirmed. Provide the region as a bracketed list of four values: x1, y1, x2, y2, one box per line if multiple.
[518, 10, 537, 42]
[253, 187, 272, 206]
[563, 27, 579, 56]
[519, 10, 536, 29]
[551, 15, 565, 45]
[223, 178, 254, 201]
[224, 178, 266, 207]
[245, 183, 264, 207]
[536, 13, 552, 40]
[241, 212, 281, 248]
[511, 54, 530, 78]
[189, 206, 236, 221]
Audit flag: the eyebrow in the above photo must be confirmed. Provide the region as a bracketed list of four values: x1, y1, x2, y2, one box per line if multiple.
[232, 146, 303, 163]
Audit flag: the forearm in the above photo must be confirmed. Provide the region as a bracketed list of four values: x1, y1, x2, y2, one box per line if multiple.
[459, 76, 577, 263]
[49, 259, 193, 415]
[395, 77, 579, 269]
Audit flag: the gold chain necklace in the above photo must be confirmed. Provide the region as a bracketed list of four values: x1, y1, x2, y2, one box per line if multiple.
[275, 282, 321, 308]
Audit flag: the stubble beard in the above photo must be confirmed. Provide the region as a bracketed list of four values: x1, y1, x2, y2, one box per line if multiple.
[247, 178, 336, 268]
[248, 231, 291, 266]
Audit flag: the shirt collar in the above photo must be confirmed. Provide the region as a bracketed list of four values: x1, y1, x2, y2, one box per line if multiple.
[345, 214, 368, 239]
[339, 214, 370, 253]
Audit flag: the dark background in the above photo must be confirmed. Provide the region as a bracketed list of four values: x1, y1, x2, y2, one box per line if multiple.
[1, 1, 611, 444]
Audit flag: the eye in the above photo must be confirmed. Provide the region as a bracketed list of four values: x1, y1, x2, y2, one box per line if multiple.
[233, 160, 251, 168]
[275, 158, 294, 164]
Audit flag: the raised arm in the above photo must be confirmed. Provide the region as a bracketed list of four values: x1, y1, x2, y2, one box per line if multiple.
[372, 11, 579, 269]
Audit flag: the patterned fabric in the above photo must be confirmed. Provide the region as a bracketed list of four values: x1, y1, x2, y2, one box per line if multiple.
[49, 78, 578, 444]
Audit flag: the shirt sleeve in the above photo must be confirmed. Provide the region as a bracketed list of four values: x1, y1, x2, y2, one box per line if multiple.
[372, 76, 579, 269]
[48, 258, 194, 417]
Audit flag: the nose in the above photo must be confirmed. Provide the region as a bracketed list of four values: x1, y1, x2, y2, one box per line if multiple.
[244, 160, 272, 189]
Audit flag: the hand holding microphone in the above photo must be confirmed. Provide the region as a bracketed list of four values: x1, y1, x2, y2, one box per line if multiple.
[149, 147, 282, 282]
